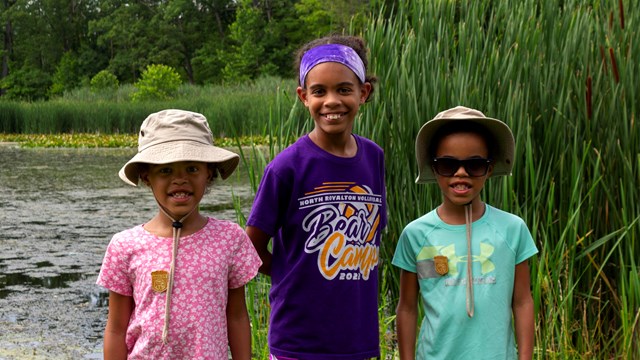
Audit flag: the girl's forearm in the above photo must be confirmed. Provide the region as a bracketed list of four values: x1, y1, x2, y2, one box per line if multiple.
[396, 308, 418, 360]
[513, 300, 534, 360]
[103, 331, 128, 360]
[228, 318, 252, 360]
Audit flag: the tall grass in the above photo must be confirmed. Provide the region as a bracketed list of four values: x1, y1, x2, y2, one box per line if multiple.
[241, 0, 638, 358]
[0, 76, 296, 137]
[359, 0, 638, 358]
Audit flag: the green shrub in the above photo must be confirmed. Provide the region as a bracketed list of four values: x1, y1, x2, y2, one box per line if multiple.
[90, 70, 119, 92]
[0, 65, 51, 101]
[131, 64, 182, 102]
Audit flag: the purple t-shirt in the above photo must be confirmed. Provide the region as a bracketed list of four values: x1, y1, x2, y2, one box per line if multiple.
[247, 134, 387, 360]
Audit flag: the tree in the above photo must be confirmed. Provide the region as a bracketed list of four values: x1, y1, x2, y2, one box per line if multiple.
[162, 0, 235, 84]
[220, 0, 266, 83]
[1, 0, 101, 98]
[0, 63, 50, 99]
[88, 0, 158, 83]
[188, 0, 236, 84]
[90, 69, 118, 91]
[0, 0, 373, 99]
[221, 0, 372, 83]
[131, 63, 182, 102]
[49, 51, 82, 97]
[295, 0, 370, 37]
[1, 0, 16, 95]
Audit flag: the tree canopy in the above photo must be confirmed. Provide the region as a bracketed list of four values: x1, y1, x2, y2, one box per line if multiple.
[0, 0, 371, 100]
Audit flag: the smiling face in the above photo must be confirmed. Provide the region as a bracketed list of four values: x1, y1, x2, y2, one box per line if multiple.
[140, 161, 212, 220]
[433, 131, 493, 211]
[297, 62, 371, 144]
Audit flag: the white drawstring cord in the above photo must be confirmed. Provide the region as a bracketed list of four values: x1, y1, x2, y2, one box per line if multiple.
[157, 205, 196, 344]
[465, 203, 475, 318]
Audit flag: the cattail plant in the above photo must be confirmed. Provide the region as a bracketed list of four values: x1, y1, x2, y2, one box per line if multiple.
[235, 1, 638, 357]
[358, 0, 638, 357]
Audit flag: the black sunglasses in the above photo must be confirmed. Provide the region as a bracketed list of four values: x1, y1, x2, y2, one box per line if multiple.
[432, 157, 492, 177]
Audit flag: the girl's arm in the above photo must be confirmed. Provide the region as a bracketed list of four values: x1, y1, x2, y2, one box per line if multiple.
[512, 261, 535, 360]
[246, 226, 272, 276]
[104, 291, 133, 360]
[227, 285, 252, 360]
[396, 269, 419, 360]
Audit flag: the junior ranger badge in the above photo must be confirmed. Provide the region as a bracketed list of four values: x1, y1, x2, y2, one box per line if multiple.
[151, 270, 169, 292]
[434, 255, 449, 276]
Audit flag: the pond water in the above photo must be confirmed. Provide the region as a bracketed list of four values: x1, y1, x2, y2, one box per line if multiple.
[0, 145, 253, 359]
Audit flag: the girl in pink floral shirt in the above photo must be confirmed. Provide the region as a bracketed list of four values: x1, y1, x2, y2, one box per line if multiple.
[97, 109, 261, 359]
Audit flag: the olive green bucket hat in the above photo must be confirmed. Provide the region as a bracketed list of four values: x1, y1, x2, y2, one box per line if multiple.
[415, 106, 515, 184]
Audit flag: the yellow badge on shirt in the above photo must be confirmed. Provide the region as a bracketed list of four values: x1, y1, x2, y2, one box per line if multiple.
[151, 270, 169, 292]
[434, 256, 449, 276]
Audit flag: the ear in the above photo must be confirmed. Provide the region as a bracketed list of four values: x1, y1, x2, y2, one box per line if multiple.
[139, 171, 150, 186]
[359, 82, 372, 104]
[296, 86, 309, 106]
[486, 163, 494, 177]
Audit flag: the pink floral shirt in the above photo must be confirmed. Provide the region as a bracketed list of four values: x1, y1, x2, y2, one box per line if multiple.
[97, 217, 261, 359]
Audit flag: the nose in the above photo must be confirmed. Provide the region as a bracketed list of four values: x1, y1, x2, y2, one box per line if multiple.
[453, 164, 469, 177]
[324, 90, 341, 106]
[171, 168, 188, 183]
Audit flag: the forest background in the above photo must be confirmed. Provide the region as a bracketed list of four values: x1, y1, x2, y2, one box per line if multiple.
[0, 0, 638, 359]
[0, 0, 378, 100]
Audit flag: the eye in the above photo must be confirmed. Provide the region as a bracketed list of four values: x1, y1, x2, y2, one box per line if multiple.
[338, 87, 353, 95]
[187, 165, 200, 173]
[158, 167, 172, 174]
[311, 88, 325, 96]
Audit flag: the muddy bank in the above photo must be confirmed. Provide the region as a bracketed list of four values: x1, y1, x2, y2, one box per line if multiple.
[0, 146, 252, 359]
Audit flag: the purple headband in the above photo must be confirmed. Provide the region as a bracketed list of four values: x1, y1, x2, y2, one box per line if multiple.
[299, 44, 366, 87]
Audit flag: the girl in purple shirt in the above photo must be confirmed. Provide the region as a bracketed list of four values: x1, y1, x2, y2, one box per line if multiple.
[246, 35, 387, 360]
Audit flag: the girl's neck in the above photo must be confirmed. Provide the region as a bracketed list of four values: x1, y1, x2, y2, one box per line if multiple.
[437, 200, 486, 225]
[144, 212, 208, 238]
[308, 130, 357, 158]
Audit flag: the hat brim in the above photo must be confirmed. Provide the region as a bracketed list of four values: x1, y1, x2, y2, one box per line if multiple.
[415, 117, 515, 183]
[119, 141, 240, 186]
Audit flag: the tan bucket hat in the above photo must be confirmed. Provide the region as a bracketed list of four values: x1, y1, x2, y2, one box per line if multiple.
[415, 106, 515, 183]
[119, 109, 240, 186]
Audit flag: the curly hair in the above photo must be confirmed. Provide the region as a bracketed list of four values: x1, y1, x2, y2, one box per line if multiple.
[295, 34, 377, 101]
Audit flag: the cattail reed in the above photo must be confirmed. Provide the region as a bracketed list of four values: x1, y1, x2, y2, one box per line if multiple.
[586, 74, 592, 119]
[609, 48, 620, 83]
[618, 0, 625, 29]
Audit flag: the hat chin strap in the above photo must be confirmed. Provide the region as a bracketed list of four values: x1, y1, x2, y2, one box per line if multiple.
[156, 203, 197, 344]
[465, 202, 475, 318]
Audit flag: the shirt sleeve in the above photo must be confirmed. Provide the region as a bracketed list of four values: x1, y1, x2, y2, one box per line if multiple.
[246, 162, 291, 236]
[228, 224, 262, 289]
[514, 218, 539, 264]
[96, 233, 134, 296]
[392, 227, 419, 273]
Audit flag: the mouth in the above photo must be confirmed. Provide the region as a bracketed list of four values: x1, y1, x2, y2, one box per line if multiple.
[170, 191, 192, 199]
[451, 183, 470, 190]
[323, 112, 346, 120]
[450, 183, 472, 194]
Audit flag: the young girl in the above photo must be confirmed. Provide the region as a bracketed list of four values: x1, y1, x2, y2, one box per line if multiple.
[97, 109, 261, 359]
[245, 35, 387, 359]
[393, 106, 538, 359]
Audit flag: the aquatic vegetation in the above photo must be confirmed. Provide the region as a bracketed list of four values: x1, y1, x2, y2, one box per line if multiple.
[0, 133, 272, 148]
